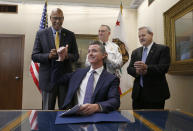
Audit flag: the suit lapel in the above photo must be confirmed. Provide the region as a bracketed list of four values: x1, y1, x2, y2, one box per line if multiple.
[65, 67, 89, 106]
[60, 28, 67, 47]
[92, 69, 106, 102]
[47, 27, 66, 50]
[138, 47, 143, 60]
[146, 43, 156, 64]
[47, 27, 55, 49]
[73, 67, 90, 91]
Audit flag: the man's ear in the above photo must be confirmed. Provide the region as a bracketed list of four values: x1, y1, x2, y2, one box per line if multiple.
[150, 32, 153, 36]
[103, 53, 108, 59]
[108, 31, 111, 36]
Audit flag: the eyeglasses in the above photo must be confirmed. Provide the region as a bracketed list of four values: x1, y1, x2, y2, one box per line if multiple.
[51, 17, 64, 21]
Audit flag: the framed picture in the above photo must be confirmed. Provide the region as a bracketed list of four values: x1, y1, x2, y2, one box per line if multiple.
[73, 34, 98, 70]
[164, 0, 193, 74]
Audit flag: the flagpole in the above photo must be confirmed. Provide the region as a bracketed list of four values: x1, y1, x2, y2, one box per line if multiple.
[112, 2, 131, 96]
[120, 2, 123, 14]
[30, 0, 48, 94]
[29, 1, 48, 130]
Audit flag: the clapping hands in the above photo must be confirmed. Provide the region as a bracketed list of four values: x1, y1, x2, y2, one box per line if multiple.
[57, 45, 68, 61]
[134, 61, 147, 75]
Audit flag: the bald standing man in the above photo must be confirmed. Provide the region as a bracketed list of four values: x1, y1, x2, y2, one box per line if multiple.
[32, 8, 79, 110]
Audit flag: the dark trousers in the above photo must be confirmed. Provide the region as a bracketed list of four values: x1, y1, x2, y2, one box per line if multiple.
[132, 86, 165, 110]
[42, 85, 67, 110]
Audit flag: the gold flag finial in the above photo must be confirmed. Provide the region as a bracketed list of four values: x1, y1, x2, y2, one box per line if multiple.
[120, 2, 123, 14]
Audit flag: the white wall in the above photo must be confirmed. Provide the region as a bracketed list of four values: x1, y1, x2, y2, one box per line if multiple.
[137, 0, 193, 113]
[0, 3, 137, 109]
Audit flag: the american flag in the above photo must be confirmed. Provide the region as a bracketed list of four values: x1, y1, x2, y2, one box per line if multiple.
[29, 110, 38, 130]
[29, 1, 48, 130]
[30, 0, 48, 93]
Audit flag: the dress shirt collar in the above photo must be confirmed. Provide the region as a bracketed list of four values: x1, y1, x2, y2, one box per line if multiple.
[99, 40, 110, 46]
[143, 41, 153, 54]
[89, 66, 104, 75]
[51, 26, 61, 34]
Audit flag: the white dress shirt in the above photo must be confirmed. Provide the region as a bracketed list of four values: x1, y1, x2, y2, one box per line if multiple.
[76, 66, 104, 105]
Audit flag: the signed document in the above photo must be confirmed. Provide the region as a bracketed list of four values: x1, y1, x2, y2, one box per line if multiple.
[59, 104, 81, 117]
[55, 111, 130, 124]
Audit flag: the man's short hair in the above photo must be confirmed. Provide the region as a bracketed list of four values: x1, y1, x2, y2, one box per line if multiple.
[138, 26, 153, 34]
[100, 25, 111, 32]
[89, 40, 107, 54]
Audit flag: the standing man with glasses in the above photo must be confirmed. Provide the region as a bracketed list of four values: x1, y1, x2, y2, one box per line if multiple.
[127, 26, 171, 110]
[32, 8, 79, 110]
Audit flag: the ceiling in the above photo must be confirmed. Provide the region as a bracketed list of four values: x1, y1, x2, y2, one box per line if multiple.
[0, 0, 144, 9]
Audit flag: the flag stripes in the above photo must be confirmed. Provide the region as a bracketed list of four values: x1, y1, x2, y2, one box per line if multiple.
[30, 61, 41, 93]
[30, 0, 48, 94]
[29, 0, 48, 130]
[29, 110, 38, 130]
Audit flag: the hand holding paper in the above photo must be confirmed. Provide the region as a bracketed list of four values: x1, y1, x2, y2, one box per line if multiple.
[59, 104, 101, 117]
[59, 104, 81, 117]
[78, 104, 100, 116]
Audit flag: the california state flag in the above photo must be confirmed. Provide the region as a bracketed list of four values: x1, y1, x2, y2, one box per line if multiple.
[112, 3, 132, 97]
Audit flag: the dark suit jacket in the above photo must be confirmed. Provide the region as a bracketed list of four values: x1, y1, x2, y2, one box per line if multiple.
[127, 43, 170, 102]
[52, 63, 120, 113]
[32, 27, 79, 92]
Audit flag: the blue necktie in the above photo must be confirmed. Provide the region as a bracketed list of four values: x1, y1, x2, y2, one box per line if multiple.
[140, 47, 148, 87]
[83, 70, 96, 104]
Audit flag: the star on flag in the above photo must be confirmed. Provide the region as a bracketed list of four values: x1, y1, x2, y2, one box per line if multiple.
[116, 20, 120, 26]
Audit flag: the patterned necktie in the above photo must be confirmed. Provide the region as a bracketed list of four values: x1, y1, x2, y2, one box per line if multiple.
[140, 47, 148, 87]
[83, 70, 96, 104]
[55, 31, 59, 50]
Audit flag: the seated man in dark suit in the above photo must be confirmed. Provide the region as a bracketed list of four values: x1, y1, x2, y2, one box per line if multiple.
[51, 40, 120, 115]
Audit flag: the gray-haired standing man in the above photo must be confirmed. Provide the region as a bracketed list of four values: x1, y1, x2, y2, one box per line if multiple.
[127, 26, 171, 110]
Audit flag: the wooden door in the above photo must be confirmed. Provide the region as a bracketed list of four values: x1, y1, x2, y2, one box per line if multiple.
[0, 34, 24, 109]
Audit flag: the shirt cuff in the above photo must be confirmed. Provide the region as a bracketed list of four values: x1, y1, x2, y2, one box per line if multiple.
[98, 104, 103, 112]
